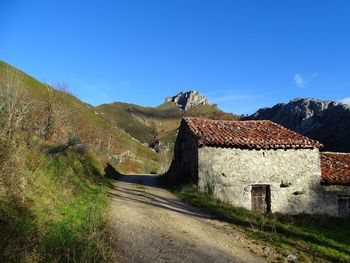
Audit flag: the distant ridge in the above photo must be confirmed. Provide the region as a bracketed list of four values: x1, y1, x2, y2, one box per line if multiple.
[244, 98, 350, 152]
[97, 91, 238, 151]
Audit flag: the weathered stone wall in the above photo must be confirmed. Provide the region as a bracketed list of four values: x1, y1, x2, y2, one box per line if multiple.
[166, 123, 198, 184]
[198, 147, 350, 216]
[315, 185, 350, 216]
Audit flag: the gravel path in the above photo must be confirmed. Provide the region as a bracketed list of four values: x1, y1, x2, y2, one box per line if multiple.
[109, 174, 266, 263]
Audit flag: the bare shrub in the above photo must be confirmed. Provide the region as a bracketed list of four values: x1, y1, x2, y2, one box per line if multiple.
[76, 123, 112, 152]
[52, 82, 76, 97]
[0, 67, 34, 201]
[0, 67, 32, 138]
[35, 85, 70, 142]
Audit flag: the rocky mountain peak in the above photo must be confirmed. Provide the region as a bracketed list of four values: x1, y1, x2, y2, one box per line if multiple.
[165, 90, 209, 110]
[251, 98, 349, 120]
[245, 98, 350, 152]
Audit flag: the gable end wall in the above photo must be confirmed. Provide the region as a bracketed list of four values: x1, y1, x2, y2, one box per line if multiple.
[167, 124, 198, 184]
[197, 146, 348, 216]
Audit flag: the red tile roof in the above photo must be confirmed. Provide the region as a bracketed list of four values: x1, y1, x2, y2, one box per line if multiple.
[182, 117, 323, 149]
[321, 152, 350, 186]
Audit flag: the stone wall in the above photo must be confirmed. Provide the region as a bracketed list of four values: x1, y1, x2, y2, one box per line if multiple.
[316, 185, 350, 216]
[198, 147, 350, 216]
[166, 123, 198, 184]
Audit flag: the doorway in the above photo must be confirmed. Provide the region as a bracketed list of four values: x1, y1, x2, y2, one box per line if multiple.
[251, 185, 271, 213]
[337, 195, 350, 218]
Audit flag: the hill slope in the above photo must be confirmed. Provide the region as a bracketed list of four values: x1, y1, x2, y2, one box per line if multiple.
[97, 91, 239, 147]
[0, 61, 238, 171]
[0, 60, 159, 172]
[244, 98, 350, 152]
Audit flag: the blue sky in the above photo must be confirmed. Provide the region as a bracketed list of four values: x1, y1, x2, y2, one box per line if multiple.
[0, 0, 349, 114]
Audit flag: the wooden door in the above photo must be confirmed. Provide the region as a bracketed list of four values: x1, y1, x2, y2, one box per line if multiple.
[251, 185, 271, 213]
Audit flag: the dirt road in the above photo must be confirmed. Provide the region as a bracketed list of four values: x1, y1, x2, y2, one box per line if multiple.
[109, 174, 266, 263]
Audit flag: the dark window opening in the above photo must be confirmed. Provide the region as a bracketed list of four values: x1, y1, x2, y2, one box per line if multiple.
[251, 185, 271, 214]
[337, 195, 350, 218]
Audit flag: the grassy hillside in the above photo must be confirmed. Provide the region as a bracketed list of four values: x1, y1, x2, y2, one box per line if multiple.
[0, 61, 159, 173]
[0, 62, 118, 262]
[97, 100, 239, 146]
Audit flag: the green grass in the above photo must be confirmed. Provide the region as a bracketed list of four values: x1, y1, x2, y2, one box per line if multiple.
[172, 184, 350, 263]
[0, 60, 159, 172]
[97, 99, 238, 146]
[0, 149, 112, 262]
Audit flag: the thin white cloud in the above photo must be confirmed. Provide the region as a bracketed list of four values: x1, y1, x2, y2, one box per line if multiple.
[294, 74, 306, 88]
[293, 72, 318, 88]
[341, 97, 350, 105]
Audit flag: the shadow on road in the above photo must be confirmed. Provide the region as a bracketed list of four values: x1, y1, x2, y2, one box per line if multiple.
[104, 164, 163, 188]
[108, 173, 214, 220]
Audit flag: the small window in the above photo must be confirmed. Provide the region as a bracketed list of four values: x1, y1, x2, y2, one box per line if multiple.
[337, 195, 350, 218]
[251, 185, 271, 213]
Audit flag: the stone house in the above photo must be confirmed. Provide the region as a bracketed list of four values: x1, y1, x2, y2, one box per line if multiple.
[320, 152, 350, 217]
[168, 117, 350, 217]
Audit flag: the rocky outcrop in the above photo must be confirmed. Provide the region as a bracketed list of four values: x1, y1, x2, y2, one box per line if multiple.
[244, 98, 350, 152]
[165, 90, 209, 110]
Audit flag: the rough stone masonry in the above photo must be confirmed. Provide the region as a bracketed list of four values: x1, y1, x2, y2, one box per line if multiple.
[168, 117, 350, 217]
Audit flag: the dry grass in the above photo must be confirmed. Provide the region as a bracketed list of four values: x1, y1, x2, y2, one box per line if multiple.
[0, 60, 160, 173]
[0, 62, 113, 262]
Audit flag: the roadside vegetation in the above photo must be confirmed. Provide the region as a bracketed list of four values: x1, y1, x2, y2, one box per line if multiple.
[172, 185, 350, 263]
[0, 60, 160, 174]
[0, 65, 112, 261]
[0, 148, 112, 262]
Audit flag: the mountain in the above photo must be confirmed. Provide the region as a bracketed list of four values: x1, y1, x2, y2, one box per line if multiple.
[0, 60, 159, 173]
[97, 91, 239, 149]
[0, 62, 238, 173]
[165, 90, 209, 110]
[244, 98, 350, 152]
